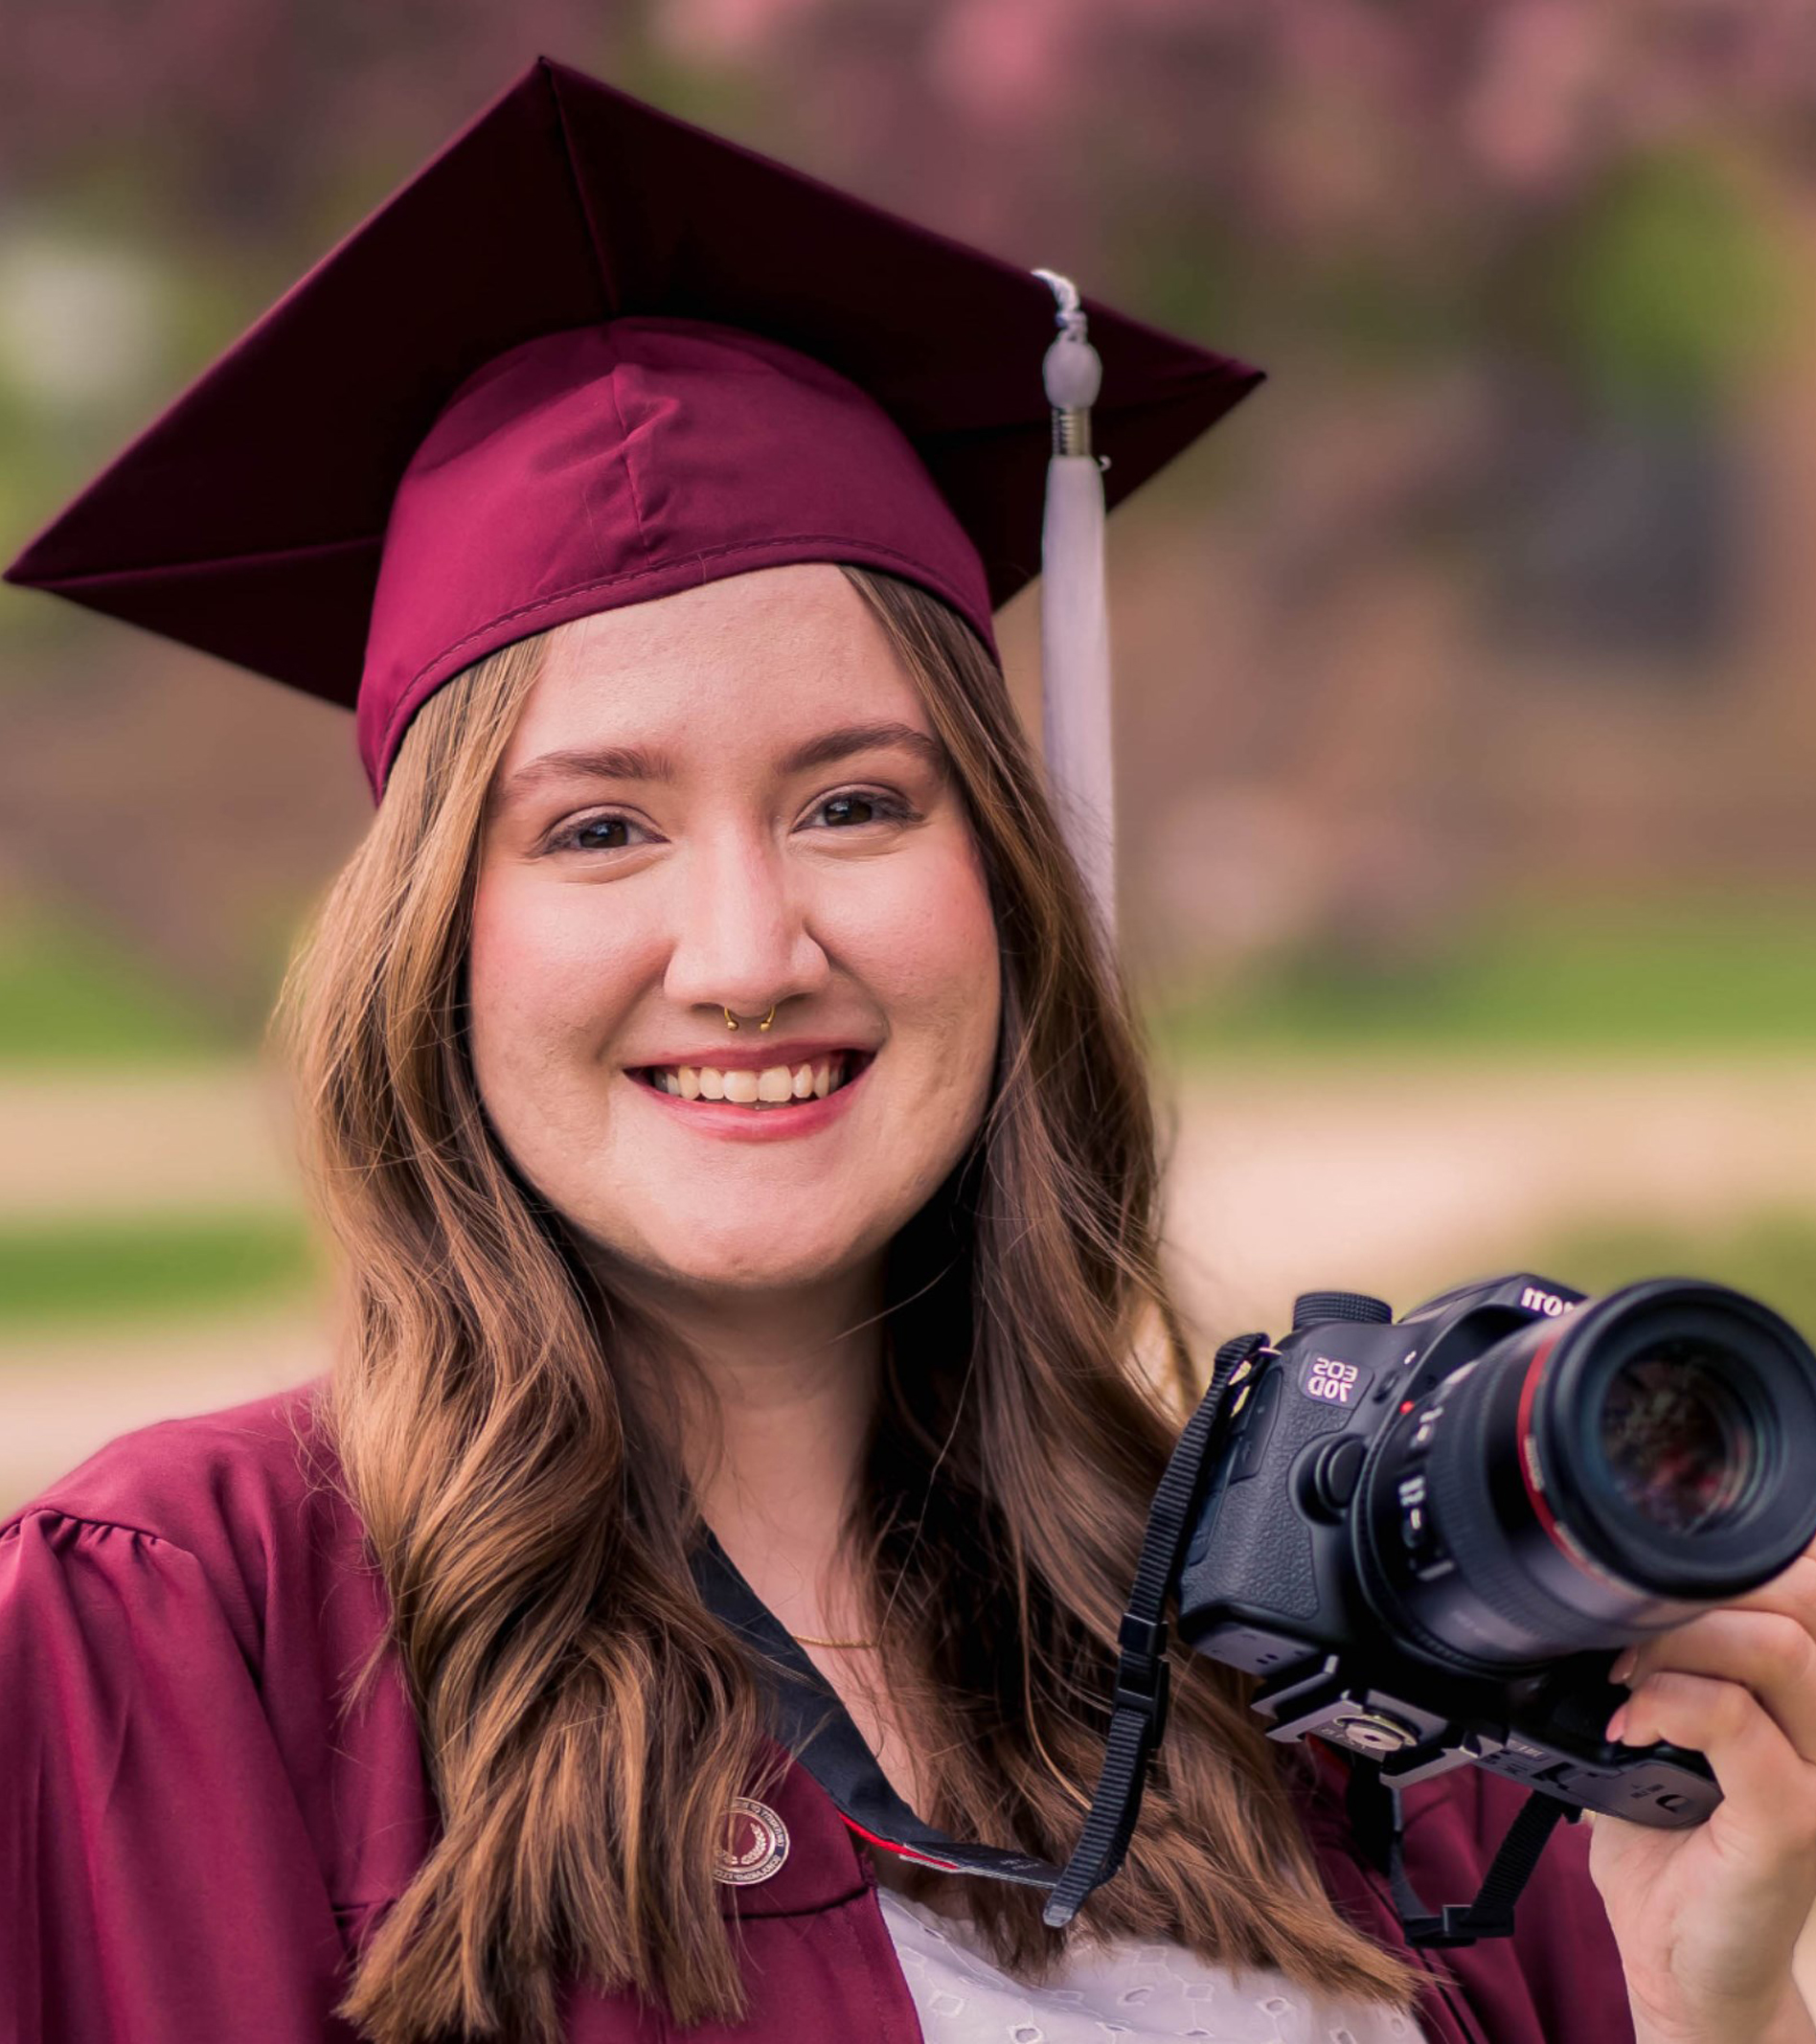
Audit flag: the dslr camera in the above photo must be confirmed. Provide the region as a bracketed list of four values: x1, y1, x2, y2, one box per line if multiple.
[1175, 1274, 1816, 1828]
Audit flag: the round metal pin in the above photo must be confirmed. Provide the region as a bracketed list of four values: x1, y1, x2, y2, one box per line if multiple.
[713, 1795, 790, 1885]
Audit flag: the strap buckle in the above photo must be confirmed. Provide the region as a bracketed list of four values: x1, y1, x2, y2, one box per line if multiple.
[1347, 1760, 1572, 1950]
[1113, 1612, 1172, 1736]
[1400, 1901, 1517, 1948]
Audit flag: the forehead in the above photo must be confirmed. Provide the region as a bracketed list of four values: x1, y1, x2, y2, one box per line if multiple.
[501, 562, 925, 762]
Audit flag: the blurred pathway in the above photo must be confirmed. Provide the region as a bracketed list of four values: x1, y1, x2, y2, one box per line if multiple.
[1159, 1054, 1816, 1335]
[0, 1065, 326, 1507]
[0, 1067, 298, 1218]
[3, 1056, 1813, 1508]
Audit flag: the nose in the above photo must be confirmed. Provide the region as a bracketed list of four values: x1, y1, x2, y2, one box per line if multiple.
[661, 827, 830, 1022]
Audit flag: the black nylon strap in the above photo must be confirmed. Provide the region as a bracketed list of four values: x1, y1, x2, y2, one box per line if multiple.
[1349, 1759, 1571, 1948]
[1040, 1331, 1265, 1926]
[1394, 1785, 1570, 1946]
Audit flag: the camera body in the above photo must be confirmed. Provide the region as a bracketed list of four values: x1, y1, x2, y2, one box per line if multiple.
[1175, 1272, 1816, 1827]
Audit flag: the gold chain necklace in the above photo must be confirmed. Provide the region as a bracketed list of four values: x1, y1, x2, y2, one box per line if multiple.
[791, 1630, 880, 1649]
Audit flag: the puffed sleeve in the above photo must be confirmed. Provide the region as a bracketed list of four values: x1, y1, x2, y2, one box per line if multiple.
[0, 1509, 361, 2043]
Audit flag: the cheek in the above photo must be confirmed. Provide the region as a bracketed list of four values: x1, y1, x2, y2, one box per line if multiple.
[842, 841, 1000, 1088]
[465, 874, 642, 1105]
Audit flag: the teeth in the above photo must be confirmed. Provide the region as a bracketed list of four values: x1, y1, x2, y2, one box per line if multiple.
[642, 1055, 858, 1106]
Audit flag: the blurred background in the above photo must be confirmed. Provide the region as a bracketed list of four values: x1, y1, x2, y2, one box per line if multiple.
[3, 0, 1815, 1510]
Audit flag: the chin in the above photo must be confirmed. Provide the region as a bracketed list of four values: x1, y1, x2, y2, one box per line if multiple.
[605, 1215, 878, 1297]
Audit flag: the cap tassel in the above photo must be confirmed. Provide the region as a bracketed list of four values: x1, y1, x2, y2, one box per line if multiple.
[1033, 269, 1115, 942]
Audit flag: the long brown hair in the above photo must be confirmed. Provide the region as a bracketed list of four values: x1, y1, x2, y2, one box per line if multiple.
[280, 566, 1412, 2043]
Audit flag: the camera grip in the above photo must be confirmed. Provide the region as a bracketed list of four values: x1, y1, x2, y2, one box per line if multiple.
[1188, 1366, 1353, 1624]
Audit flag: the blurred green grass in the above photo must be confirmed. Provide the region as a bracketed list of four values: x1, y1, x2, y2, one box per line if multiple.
[0, 1211, 319, 1329]
[0, 914, 225, 1065]
[6, 893, 1816, 1069]
[1, 1205, 1809, 1340]
[1151, 897, 1816, 1061]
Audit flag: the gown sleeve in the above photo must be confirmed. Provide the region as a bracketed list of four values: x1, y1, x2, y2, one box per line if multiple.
[0, 1507, 362, 2044]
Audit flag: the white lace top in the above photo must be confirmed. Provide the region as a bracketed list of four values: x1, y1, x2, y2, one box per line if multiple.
[876, 1886, 1424, 2044]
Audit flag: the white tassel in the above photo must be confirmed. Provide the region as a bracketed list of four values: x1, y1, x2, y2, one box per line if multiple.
[1033, 269, 1115, 942]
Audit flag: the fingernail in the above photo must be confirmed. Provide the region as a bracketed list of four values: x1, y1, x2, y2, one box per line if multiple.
[1605, 1704, 1629, 1743]
[1610, 1649, 1638, 1685]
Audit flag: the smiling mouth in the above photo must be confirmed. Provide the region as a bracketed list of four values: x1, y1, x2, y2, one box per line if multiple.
[631, 1051, 871, 1108]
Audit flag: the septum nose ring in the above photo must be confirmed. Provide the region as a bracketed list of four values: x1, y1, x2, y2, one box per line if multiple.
[723, 1006, 777, 1032]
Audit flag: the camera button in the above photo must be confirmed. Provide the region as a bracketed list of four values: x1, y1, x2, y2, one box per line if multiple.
[1232, 1371, 1283, 1482]
[1310, 1436, 1367, 1513]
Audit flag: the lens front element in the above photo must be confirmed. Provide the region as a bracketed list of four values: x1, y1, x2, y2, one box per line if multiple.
[1598, 1338, 1756, 1536]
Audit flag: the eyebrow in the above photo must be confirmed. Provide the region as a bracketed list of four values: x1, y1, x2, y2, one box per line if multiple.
[783, 720, 948, 781]
[498, 718, 949, 805]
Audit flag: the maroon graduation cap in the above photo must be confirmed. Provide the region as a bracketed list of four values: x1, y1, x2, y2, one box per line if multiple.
[3, 54, 1261, 844]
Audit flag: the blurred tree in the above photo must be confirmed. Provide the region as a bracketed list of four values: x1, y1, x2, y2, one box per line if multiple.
[3, 0, 1816, 1012]
[2, 6, 625, 245]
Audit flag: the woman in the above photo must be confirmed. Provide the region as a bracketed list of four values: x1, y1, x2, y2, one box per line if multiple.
[6, 55, 1816, 2044]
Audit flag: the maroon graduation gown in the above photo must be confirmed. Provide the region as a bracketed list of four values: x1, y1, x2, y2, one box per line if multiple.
[0, 1385, 1636, 2044]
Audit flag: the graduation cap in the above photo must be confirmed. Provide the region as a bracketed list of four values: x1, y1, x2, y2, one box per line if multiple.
[2, 55, 1261, 931]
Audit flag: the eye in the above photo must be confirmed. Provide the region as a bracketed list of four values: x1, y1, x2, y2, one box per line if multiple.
[545, 810, 648, 853]
[807, 788, 915, 829]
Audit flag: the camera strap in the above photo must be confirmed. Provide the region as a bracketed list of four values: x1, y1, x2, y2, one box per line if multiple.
[1039, 1329, 1265, 1925]
[695, 1329, 1576, 1953]
[690, 1331, 1262, 1911]
[1345, 1756, 1575, 1947]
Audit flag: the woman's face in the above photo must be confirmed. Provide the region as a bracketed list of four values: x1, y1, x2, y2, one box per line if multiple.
[468, 564, 1002, 1307]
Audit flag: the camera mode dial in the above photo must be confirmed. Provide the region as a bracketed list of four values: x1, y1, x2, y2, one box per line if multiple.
[1293, 1291, 1395, 1330]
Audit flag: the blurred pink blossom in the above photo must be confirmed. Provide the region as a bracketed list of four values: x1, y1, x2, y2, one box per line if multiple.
[1463, 1, 1614, 196]
[653, 0, 824, 62]
[925, 0, 1084, 125]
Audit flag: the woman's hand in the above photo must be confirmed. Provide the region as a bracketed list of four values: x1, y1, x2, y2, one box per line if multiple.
[1588, 1538, 1816, 2044]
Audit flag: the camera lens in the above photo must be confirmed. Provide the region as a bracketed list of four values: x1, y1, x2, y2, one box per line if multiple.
[1598, 1338, 1754, 1536]
[1357, 1280, 1816, 1672]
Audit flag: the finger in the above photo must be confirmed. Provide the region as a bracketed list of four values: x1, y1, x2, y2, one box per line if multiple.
[1619, 1609, 1816, 1762]
[1611, 1669, 1816, 1858]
